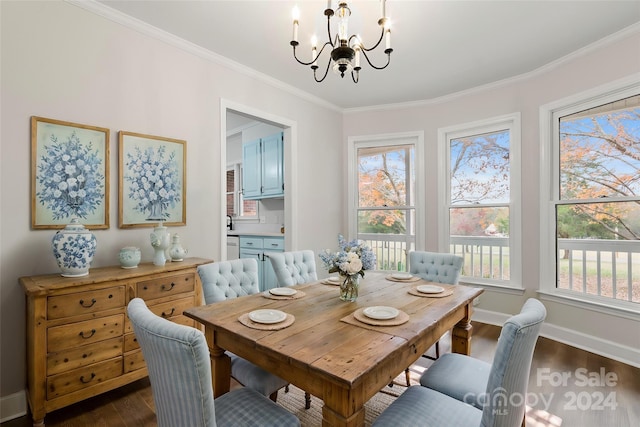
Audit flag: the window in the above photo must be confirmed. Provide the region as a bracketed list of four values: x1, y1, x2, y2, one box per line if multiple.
[439, 114, 521, 288]
[542, 80, 640, 310]
[348, 133, 425, 271]
[226, 164, 257, 218]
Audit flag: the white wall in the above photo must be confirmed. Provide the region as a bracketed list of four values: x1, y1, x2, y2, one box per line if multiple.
[343, 29, 640, 365]
[0, 0, 343, 409]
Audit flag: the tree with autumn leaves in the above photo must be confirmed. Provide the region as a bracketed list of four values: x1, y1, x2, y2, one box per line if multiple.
[559, 105, 640, 240]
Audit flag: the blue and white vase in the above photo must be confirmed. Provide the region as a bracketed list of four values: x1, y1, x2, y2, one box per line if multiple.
[52, 218, 97, 277]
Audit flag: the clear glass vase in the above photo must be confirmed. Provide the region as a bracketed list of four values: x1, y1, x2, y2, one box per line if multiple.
[339, 274, 360, 302]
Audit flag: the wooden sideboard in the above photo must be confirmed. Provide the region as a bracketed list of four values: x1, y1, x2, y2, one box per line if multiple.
[20, 257, 212, 427]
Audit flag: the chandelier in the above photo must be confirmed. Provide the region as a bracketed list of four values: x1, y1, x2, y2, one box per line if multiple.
[290, 1, 392, 83]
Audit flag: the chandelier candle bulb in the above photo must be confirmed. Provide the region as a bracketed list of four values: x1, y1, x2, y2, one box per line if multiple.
[292, 6, 299, 42]
[381, 0, 386, 18]
[385, 28, 391, 50]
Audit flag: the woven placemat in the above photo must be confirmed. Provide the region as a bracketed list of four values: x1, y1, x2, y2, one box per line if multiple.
[262, 290, 306, 300]
[351, 307, 410, 326]
[238, 313, 295, 330]
[408, 286, 454, 298]
[385, 275, 422, 283]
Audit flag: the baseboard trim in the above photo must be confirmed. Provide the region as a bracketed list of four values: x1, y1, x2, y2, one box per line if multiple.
[0, 390, 27, 423]
[472, 308, 640, 369]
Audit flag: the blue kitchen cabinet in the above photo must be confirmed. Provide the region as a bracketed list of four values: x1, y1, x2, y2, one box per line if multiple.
[241, 139, 262, 199]
[242, 132, 284, 200]
[239, 236, 284, 291]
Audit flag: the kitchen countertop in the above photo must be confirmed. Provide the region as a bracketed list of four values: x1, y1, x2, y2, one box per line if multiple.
[227, 232, 285, 238]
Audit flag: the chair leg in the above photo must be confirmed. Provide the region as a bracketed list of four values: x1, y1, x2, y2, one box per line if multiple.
[405, 367, 411, 386]
[285, 384, 290, 393]
[421, 340, 440, 361]
[269, 391, 278, 402]
[304, 392, 311, 409]
[521, 414, 526, 427]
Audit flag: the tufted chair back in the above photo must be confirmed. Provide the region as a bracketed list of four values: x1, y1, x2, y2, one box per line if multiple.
[268, 250, 318, 287]
[197, 258, 260, 304]
[408, 251, 463, 284]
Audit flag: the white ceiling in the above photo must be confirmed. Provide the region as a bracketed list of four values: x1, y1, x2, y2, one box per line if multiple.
[96, 0, 640, 110]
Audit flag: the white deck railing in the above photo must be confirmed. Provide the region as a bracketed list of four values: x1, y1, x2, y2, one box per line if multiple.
[363, 235, 639, 303]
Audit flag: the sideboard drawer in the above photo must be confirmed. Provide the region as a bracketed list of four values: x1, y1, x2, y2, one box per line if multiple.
[147, 296, 195, 320]
[123, 333, 140, 352]
[47, 357, 123, 400]
[47, 286, 125, 320]
[47, 337, 123, 376]
[48, 314, 124, 352]
[136, 273, 195, 300]
[124, 350, 145, 373]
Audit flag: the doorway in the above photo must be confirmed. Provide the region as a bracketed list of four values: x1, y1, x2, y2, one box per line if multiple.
[220, 100, 298, 259]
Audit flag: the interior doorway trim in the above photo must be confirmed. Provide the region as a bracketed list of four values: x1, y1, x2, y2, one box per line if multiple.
[220, 99, 298, 258]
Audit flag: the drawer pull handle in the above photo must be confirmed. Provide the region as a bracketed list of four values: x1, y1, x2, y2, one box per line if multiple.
[80, 373, 96, 384]
[79, 329, 96, 339]
[79, 298, 96, 308]
[161, 283, 175, 291]
[161, 308, 175, 318]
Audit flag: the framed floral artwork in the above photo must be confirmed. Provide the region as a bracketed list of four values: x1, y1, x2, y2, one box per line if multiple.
[31, 116, 110, 229]
[118, 131, 186, 228]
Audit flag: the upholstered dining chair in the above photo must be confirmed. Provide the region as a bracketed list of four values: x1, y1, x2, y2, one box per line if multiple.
[268, 250, 318, 287]
[267, 250, 317, 408]
[409, 250, 464, 360]
[127, 298, 300, 427]
[197, 259, 289, 403]
[372, 298, 546, 427]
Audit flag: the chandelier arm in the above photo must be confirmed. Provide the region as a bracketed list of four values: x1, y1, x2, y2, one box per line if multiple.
[359, 48, 392, 70]
[351, 69, 359, 83]
[313, 57, 333, 83]
[326, 13, 336, 48]
[350, 29, 385, 53]
[292, 42, 333, 66]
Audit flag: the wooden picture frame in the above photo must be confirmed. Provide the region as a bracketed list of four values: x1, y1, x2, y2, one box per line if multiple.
[118, 131, 186, 228]
[31, 116, 110, 229]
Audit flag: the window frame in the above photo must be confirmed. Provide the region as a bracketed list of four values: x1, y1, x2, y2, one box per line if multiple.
[226, 162, 258, 219]
[438, 113, 523, 290]
[540, 76, 640, 318]
[347, 132, 425, 270]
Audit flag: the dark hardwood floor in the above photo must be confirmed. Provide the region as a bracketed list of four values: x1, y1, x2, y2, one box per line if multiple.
[4, 322, 639, 427]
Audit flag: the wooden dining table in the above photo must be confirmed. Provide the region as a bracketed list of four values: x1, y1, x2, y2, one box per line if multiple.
[184, 272, 483, 427]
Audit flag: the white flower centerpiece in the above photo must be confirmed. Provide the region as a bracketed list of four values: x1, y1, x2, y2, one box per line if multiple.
[319, 235, 377, 302]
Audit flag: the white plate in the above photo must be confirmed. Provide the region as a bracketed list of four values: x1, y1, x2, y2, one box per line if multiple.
[363, 306, 399, 320]
[248, 309, 287, 324]
[391, 273, 413, 280]
[327, 276, 341, 283]
[416, 285, 445, 294]
[269, 287, 297, 296]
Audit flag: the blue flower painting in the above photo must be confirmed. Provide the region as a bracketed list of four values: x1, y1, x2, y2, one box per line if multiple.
[36, 132, 105, 220]
[119, 132, 186, 227]
[124, 145, 181, 221]
[32, 117, 109, 229]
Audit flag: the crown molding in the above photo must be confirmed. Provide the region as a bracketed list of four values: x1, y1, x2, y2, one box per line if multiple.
[344, 21, 640, 114]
